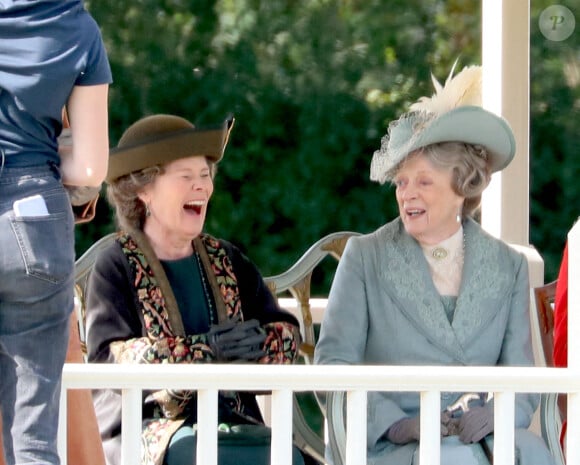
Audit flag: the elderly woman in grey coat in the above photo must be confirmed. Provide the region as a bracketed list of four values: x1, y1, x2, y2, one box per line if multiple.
[314, 65, 555, 465]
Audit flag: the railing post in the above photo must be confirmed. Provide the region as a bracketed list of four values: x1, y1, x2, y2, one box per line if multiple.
[567, 392, 580, 463]
[345, 390, 366, 465]
[419, 390, 440, 465]
[569, 223, 580, 371]
[197, 389, 218, 465]
[59, 362, 577, 465]
[568, 222, 580, 464]
[493, 391, 515, 465]
[121, 388, 142, 465]
[271, 390, 293, 465]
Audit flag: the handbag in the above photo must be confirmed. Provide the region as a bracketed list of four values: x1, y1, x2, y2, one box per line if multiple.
[66, 184, 100, 224]
[191, 423, 272, 447]
[59, 108, 100, 225]
[72, 193, 99, 224]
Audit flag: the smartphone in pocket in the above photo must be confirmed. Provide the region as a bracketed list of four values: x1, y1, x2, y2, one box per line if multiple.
[13, 194, 49, 217]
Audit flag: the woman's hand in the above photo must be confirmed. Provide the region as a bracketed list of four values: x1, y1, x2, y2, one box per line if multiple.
[440, 410, 460, 437]
[386, 416, 420, 444]
[457, 404, 494, 443]
[387, 411, 462, 444]
[207, 317, 266, 362]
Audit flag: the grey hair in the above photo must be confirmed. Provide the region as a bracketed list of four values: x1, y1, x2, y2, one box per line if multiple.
[396, 142, 491, 218]
[106, 159, 217, 231]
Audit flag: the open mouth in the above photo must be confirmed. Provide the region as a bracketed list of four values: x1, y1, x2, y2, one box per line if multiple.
[183, 200, 205, 215]
[405, 208, 425, 218]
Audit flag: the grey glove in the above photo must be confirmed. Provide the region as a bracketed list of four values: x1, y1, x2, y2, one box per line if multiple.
[441, 410, 460, 437]
[386, 416, 420, 444]
[207, 317, 266, 362]
[458, 404, 494, 443]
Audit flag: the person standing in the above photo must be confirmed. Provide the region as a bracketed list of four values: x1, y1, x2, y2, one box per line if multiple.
[0, 1, 111, 464]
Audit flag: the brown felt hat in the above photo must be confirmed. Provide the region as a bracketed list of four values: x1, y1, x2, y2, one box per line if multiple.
[107, 114, 235, 182]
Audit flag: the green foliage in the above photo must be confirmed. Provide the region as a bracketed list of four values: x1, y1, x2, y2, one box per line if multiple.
[79, 0, 579, 288]
[530, 0, 580, 280]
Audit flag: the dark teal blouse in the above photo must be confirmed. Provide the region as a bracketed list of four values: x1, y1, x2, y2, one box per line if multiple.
[160, 254, 213, 334]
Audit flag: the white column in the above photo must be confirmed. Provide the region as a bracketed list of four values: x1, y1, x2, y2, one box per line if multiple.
[345, 390, 367, 465]
[270, 390, 293, 465]
[568, 222, 580, 370]
[419, 391, 440, 465]
[481, 0, 530, 246]
[197, 389, 218, 465]
[493, 391, 515, 464]
[567, 222, 580, 463]
[121, 388, 142, 465]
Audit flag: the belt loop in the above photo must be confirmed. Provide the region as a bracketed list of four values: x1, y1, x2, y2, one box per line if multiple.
[47, 160, 62, 180]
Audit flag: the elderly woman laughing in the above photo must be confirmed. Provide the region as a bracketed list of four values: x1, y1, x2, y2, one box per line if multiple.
[315, 65, 555, 465]
[86, 114, 305, 465]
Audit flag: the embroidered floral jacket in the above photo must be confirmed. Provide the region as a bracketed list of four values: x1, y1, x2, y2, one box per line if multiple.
[86, 231, 301, 465]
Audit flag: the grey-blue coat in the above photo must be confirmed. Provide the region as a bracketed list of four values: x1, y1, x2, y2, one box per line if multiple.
[314, 217, 554, 465]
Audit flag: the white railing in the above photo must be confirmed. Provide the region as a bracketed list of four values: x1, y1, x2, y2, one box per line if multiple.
[61, 363, 579, 465]
[59, 219, 580, 465]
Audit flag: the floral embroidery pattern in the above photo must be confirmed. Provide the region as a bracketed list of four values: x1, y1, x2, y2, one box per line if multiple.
[113, 233, 299, 465]
[200, 235, 243, 318]
[120, 235, 173, 340]
[260, 322, 300, 364]
[141, 418, 179, 465]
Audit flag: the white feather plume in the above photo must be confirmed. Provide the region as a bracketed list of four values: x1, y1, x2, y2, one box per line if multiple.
[409, 63, 482, 115]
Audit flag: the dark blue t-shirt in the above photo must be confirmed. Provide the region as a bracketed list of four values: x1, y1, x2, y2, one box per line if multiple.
[0, 0, 112, 167]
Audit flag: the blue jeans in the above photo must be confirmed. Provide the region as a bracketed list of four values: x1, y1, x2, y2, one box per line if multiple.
[0, 165, 75, 465]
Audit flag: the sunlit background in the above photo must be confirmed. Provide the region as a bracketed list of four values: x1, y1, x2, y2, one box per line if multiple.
[81, 0, 579, 291]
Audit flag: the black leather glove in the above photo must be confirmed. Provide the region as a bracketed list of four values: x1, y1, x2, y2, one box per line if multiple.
[207, 317, 266, 362]
[386, 416, 420, 444]
[458, 404, 494, 443]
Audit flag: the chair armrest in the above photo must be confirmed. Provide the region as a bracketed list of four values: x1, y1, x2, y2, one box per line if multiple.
[540, 392, 566, 465]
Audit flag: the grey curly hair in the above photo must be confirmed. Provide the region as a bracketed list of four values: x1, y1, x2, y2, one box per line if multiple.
[396, 142, 491, 219]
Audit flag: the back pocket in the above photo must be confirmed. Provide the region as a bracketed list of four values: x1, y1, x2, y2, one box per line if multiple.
[10, 212, 74, 284]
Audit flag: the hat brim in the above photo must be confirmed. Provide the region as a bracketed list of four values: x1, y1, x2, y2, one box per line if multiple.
[406, 106, 516, 172]
[107, 118, 234, 182]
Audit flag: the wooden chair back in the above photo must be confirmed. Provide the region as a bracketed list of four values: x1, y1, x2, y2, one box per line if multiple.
[533, 280, 557, 367]
[533, 280, 566, 465]
[73, 230, 360, 465]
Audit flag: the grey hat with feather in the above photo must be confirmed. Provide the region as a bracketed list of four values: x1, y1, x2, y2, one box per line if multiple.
[369, 65, 516, 184]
